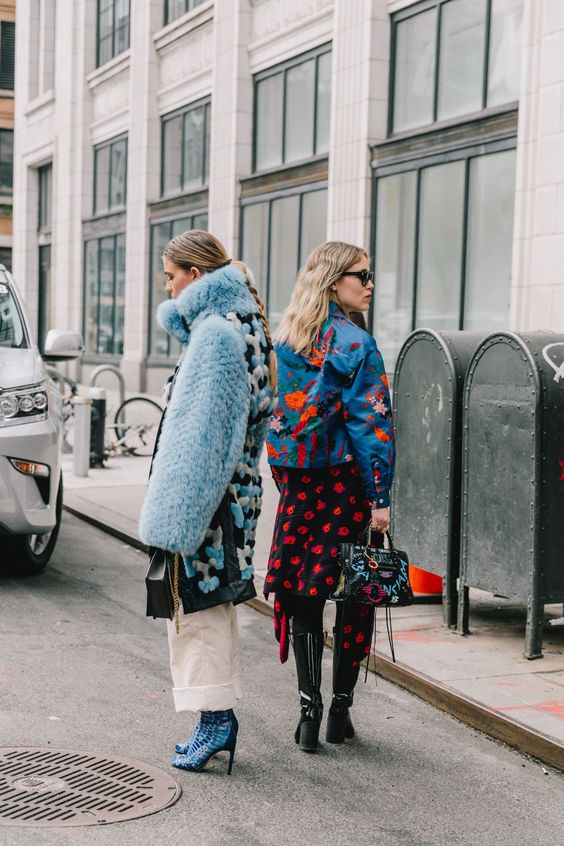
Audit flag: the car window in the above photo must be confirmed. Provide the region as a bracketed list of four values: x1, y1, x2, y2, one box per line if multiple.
[0, 283, 28, 349]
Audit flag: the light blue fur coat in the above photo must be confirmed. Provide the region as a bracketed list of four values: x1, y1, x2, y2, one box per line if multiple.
[139, 265, 274, 601]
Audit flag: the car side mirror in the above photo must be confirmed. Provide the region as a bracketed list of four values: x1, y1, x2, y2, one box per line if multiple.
[43, 329, 85, 361]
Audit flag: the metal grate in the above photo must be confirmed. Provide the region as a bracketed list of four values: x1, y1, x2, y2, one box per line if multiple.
[0, 748, 181, 827]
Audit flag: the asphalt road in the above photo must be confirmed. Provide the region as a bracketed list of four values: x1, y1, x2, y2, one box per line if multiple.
[0, 514, 562, 846]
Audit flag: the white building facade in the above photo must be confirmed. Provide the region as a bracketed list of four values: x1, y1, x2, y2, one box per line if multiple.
[12, 0, 564, 393]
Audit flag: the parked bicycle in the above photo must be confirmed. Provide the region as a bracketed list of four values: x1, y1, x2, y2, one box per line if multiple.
[46, 367, 163, 459]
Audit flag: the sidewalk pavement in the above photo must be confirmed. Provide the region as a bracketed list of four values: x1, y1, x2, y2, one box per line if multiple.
[61, 452, 564, 771]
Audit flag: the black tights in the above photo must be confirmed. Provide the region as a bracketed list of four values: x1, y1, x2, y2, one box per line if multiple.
[281, 595, 366, 696]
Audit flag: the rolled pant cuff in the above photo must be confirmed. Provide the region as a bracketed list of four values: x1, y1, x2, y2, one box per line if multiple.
[172, 676, 242, 713]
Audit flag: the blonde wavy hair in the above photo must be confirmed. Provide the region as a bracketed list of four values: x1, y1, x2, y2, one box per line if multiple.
[163, 229, 277, 390]
[275, 241, 368, 355]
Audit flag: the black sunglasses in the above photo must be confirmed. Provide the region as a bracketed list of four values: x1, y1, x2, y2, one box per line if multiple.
[342, 270, 374, 287]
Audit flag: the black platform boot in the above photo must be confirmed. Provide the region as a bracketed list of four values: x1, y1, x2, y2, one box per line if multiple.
[292, 632, 325, 752]
[326, 622, 359, 744]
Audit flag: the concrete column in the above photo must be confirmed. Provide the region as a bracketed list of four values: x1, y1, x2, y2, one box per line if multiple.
[207, 0, 253, 257]
[327, 0, 389, 250]
[121, 0, 162, 391]
[510, 0, 564, 331]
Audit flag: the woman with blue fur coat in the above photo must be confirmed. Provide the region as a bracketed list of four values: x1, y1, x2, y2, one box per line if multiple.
[139, 231, 276, 775]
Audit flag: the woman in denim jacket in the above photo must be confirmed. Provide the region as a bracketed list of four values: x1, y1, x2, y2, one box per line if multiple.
[265, 241, 395, 752]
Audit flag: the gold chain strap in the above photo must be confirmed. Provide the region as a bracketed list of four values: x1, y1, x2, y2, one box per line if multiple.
[173, 553, 180, 634]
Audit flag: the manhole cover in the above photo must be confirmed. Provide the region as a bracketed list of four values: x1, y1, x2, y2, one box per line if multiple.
[0, 748, 181, 827]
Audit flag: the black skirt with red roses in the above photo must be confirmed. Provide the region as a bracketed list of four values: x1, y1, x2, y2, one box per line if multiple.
[265, 462, 372, 599]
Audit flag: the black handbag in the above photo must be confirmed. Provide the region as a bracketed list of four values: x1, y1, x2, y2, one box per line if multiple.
[330, 529, 413, 608]
[145, 549, 180, 631]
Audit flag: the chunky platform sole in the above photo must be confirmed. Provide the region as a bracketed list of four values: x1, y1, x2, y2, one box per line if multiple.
[298, 719, 321, 752]
[325, 712, 354, 744]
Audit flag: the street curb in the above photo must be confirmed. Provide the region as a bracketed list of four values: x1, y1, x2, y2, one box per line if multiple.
[63, 504, 564, 774]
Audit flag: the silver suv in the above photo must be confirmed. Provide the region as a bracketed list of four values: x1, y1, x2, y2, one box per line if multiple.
[0, 267, 84, 574]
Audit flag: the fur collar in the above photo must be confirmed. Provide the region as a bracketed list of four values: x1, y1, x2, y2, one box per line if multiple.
[157, 265, 257, 344]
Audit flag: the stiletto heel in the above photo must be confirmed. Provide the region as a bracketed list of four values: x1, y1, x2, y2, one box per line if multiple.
[172, 710, 239, 774]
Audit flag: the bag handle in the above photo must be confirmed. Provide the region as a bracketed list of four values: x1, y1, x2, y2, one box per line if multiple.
[365, 525, 395, 551]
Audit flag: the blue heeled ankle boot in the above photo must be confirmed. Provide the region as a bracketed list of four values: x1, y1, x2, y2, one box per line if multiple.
[172, 709, 238, 774]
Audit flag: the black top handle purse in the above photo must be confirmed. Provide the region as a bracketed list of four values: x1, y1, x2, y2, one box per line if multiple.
[330, 527, 413, 608]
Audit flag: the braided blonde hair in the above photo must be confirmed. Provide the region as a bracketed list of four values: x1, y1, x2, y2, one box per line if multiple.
[163, 230, 277, 391]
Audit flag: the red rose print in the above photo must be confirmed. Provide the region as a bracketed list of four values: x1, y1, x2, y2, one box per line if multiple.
[355, 633, 365, 644]
[291, 555, 301, 565]
[343, 625, 352, 634]
[334, 507, 342, 515]
[283, 474, 288, 484]
[353, 511, 364, 522]
[274, 601, 281, 612]
[352, 661, 359, 667]
[316, 500, 326, 510]
[266, 574, 274, 583]
[286, 505, 295, 515]
[282, 520, 290, 531]
[298, 580, 305, 591]
[325, 576, 334, 585]
[330, 547, 338, 558]
[301, 474, 312, 484]
[284, 580, 292, 589]
[309, 587, 318, 596]
[315, 485, 324, 494]
[337, 526, 350, 537]
[343, 641, 350, 649]
[330, 468, 341, 477]
[297, 491, 307, 501]
[322, 523, 331, 533]
[311, 544, 323, 554]
[273, 560, 281, 569]
[283, 535, 296, 545]
[304, 511, 315, 521]
[333, 482, 345, 493]
[313, 563, 322, 574]
[297, 526, 308, 535]
[364, 646, 370, 654]
[349, 496, 357, 505]
[277, 505, 284, 514]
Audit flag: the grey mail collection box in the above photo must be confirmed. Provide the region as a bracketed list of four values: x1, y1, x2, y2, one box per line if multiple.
[457, 331, 564, 658]
[392, 330, 485, 626]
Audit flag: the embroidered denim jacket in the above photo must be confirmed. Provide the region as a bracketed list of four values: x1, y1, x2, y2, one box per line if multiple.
[266, 303, 395, 507]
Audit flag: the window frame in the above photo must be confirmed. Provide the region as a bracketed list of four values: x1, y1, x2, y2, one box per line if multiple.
[370, 134, 517, 340]
[38, 162, 53, 235]
[92, 134, 128, 217]
[240, 181, 328, 317]
[160, 97, 211, 199]
[0, 20, 15, 91]
[163, 0, 206, 27]
[0, 128, 13, 196]
[388, 0, 519, 137]
[252, 43, 332, 173]
[82, 231, 126, 360]
[96, 0, 130, 69]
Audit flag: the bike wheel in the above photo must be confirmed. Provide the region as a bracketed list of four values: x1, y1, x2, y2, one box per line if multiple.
[113, 397, 163, 456]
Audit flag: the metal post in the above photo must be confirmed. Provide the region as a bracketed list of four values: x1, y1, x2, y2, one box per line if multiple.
[89, 387, 107, 468]
[73, 396, 92, 478]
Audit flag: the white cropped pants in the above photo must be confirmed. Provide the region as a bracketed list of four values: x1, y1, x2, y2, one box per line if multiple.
[166, 601, 241, 713]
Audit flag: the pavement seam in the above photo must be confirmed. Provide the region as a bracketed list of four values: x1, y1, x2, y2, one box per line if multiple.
[62, 504, 564, 774]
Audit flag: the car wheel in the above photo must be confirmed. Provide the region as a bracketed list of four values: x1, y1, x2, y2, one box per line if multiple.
[7, 475, 63, 576]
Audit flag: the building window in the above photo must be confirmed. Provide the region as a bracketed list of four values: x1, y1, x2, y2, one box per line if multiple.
[161, 100, 210, 197]
[241, 186, 327, 326]
[0, 21, 15, 91]
[38, 163, 52, 233]
[149, 212, 208, 357]
[37, 163, 53, 350]
[84, 233, 126, 355]
[164, 0, 206, 26]
[0, 129, 13, 195]
[253, 47, 331, 172]
[97, 0, 130, 68]
[372, 146, 516, 373]
[93, 136, 127, 215]
[0, 246, 11, 271]
[390, 0, 524, 134]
